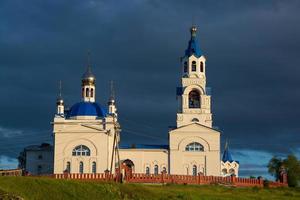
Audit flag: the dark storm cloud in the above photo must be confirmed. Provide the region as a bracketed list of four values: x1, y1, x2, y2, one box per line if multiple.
[1, 0, 300, 171]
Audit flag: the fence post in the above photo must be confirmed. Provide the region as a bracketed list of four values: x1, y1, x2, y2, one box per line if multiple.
[258, 176, 264, 187]
[198, 173, 202, 184]
[231, 175, 236, 186]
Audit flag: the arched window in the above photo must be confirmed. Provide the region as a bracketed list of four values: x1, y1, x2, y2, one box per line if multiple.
[86, 88, 89, 97]
[189, 90, 200, 108]
[192, 165, 197, 176]
[146, 167, 150, 175]
[66, 162, 71, 173]
[91, 88, 94, 98]
[79, 162, 84, 174]
[200, 62, 204, 72]
[72, 145, 91, 156]
[92, 162, 96, 173]
[185, 142, 204, 152]
[222, 168, 227, 175]
[184, 61, 188, 73]
[162, 167, 167, 173]
[229, 168, 235, 175]
[191, 118, 199, 122]
[192, 61, 196, 71]
[154, 165, 159, 175]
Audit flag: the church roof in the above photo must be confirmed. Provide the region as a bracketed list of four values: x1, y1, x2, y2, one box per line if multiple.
[222, 147, 233, 162]
[120, 144, 169, 150]
[222, 142, 239, 163]
[185, 26, 202, 58]
[67, 102, 107, 118]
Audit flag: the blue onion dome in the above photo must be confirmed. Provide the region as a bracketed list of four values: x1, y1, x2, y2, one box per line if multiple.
[67, 102, 107, 118]
[185, 26, 202, 58]
[82, 65, 95, 85]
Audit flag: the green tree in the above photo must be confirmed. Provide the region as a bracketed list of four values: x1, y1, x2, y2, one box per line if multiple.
[268, 154, 300, 187]
[267, 156, 282, 181]
[283, 154, 300, 187]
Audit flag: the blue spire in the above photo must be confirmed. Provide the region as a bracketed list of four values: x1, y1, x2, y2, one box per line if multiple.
[222, 141, 233, 162]
[184, 26, 202, 58]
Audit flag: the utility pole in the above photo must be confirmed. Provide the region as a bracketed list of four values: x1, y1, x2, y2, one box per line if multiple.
[109, 113, 121, 175]
[109, 81, 120, 175]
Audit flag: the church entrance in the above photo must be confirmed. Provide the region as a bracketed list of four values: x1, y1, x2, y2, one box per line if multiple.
[121, 159, 134, 178]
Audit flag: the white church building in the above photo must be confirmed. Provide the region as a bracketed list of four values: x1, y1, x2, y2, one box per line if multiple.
[24, 26, 239, 177]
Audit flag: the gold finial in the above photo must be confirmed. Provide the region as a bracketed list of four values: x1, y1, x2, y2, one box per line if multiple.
[110, 80, 115, 101]
[59, 80, 62, 98]
[82, 50, 96, 85]
[56, 80, 64, 105]
[190, 26, 197, 38]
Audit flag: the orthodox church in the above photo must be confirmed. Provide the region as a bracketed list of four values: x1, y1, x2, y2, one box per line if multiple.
[51, 26, 239, 176]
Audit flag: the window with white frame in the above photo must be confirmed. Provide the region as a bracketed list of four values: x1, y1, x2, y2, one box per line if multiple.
[185, 142, 204, 152]
[79, 162, 84, 174]
[146, 167, 150, 175]
[92, 162, 96, 173]
[192, 165, 197, 176]
[154, 165, 159, 175]
[72, 145, 91, 156]
[66, 162, 71, 173]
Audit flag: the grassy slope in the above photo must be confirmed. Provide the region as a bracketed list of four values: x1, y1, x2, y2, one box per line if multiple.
[0, 177, 299, 200]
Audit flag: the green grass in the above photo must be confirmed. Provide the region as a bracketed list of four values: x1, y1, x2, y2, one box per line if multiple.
[0, 176, 299, 200]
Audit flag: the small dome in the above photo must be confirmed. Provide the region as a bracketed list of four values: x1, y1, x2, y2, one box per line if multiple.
[56, 97, 64, 106]
[67, 102, 107, 118]
[82, 66, 96, 85]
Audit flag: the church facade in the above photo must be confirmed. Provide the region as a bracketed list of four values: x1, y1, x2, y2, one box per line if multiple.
[52, 26, 239, 176]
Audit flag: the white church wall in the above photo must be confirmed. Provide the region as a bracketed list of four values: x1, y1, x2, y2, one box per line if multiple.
[53, 118, 115, 174]
[119, 149, 168, 174]
[169, 123, 220, 176]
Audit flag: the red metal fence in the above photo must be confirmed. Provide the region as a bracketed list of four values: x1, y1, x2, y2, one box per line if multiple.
[51, 171, 288, 188]
[0, 168, 288, 188]
[125, 173, 265, 187]
[54, 173, 115, 181]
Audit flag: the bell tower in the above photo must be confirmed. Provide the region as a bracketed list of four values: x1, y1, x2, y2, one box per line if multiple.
[176, 26, 212, 128]
[81, 52, 96, 103]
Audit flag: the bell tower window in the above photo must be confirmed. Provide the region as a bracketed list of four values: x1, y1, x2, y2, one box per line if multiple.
[86, 88, 89, 97]
[91, 88, 94, 98]
[184, 61, 188, 73]
[189, 90, 200, 108]
[192, 61, 196, 72]
[200, 62, 204, 72]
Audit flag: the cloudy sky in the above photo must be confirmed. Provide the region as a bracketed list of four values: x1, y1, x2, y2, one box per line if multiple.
[0, 0, 300, 178]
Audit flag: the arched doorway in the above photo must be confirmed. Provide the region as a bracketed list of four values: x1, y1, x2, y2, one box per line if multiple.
[121, 159, 135, 177]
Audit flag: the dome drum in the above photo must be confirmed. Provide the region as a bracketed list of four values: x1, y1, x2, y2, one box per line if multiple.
[67, 102, 107, 118]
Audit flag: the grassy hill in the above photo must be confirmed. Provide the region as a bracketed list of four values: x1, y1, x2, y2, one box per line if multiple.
[0, 176, 299, 200]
